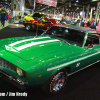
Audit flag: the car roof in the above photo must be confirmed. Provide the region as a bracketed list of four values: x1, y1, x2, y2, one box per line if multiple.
[54, 25, 98, 33]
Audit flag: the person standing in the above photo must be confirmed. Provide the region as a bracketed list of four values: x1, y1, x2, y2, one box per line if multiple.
[0, 7, 7, 26]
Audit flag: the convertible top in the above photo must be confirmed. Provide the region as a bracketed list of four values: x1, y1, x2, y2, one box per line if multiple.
[54, 25, 98, 33]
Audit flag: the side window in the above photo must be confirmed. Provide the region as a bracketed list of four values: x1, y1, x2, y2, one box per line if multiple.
[38, 19, 43, 22]
[85, 35, 99, 46]
[39, 18, 45, 22]
[67, 29, 85, 46]
[44, 19, 51, 23]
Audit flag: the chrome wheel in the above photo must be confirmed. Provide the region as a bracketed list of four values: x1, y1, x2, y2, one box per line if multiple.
[41, 69, 68, 95]
[47, 27, 50, 30]
[25, 24, 31, 30]
[50, 72, 66, 92]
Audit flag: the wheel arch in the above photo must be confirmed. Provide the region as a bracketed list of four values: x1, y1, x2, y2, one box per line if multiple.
[46, 66, 71, 83]
[64, 66, 71, 74]
[52, 66, 71, 75]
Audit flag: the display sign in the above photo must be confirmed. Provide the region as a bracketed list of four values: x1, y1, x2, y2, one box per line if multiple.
[36, 0, 57, 7]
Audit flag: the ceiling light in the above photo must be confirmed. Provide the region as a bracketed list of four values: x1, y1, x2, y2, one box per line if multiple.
[76, 0, 79, 2]
[77, 7, 79, 9]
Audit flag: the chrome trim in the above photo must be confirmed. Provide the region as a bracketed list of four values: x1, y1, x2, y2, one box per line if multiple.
[47, 52, 100, 71]
[50, 72, 65, 92]
[0, 70, 28, 85]
[68, 60, 100, 76]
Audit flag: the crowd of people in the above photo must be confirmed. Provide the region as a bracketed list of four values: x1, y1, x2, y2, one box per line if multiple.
[60, 16, 98, 29]
[0, 7, 9, 27]
[0, 7, 99, 29]
[42, 14, 99, 30]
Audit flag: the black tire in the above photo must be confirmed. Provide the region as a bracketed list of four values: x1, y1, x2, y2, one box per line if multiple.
[25, 24, 31, 31]
[41, 69, 68, 95]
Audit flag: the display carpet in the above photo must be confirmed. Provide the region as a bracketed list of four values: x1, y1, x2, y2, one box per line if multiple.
[0, 25, 43, 39]
[0, 26, 100, 100]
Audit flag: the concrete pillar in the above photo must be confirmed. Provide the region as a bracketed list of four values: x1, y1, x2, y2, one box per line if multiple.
[69, 13, 70, 18]
[86, 4, 90, 21]
[82, 6, 85, 19]
[90, 8, 93, 21]
[50, 9, 52, 15]
[9, 0, 14, 23]
[54, 8, 55, 17]
[57, 8, 59, 15]
[62, 6, 64, 17]
[95, 2, 99, 25]
[97, 11, 100, 21]
[73, 12, 74, 18]
[33, 0, 36, 12]
[20, 0, 25, 18]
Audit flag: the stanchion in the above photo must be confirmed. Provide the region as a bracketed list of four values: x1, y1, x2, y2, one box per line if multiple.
[36, 22, 38, 36]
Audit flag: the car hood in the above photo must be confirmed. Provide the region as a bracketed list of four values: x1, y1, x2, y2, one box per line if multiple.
[0, 36, 78, 61]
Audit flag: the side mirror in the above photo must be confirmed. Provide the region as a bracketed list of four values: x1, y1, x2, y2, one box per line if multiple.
[88, 44, 93, 48]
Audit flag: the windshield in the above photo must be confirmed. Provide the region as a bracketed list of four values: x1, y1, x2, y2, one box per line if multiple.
[42, 26, 85, 47]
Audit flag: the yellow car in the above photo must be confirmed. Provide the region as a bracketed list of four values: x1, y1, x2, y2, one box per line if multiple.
[24, 14, 34, 21]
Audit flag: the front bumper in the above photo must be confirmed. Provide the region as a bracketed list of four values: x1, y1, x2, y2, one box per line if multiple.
[0, 69, 28, 90]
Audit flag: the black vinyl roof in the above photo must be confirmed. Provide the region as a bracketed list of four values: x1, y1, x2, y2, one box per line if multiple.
[54, 25, 98, 33]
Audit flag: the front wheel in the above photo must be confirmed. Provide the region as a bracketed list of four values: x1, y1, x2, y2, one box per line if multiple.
[41, 69, 68, 95]
[25, 24, 31, 31]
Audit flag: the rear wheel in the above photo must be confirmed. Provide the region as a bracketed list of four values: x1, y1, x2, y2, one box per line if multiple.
[41, 69, 68, 95]
[25, 24, 31, 31]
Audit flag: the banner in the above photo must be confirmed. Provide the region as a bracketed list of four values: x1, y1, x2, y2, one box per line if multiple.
[36, 0, 57, 7]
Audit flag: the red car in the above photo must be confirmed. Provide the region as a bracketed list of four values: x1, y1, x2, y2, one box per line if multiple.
[23, 18, 65, 31]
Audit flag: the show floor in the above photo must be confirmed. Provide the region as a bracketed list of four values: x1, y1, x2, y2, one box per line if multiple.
[0, 22, 100, 100]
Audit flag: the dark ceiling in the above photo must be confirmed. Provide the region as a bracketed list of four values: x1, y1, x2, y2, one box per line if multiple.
[26, 0, 100, 16]
[0, 0, 100, 13]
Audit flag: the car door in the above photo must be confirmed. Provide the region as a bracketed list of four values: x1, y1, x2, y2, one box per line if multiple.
[68, 31, 100, 72]
[38, 19, 51, 30]
[36, 19, 45, 30]
[43, 19, 52, 30]
[77, 33, 100, 70]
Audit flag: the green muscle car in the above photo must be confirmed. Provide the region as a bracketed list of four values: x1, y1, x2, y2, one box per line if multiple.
[0, 25, 100, 95]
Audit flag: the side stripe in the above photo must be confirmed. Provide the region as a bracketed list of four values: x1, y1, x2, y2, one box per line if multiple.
[47, 51, 100, 71]
[68, 60, 100, 76]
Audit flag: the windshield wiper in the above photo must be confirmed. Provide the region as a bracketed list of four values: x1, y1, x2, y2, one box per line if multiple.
[55, 37, 70, 45]
[62, 39, 70, 45]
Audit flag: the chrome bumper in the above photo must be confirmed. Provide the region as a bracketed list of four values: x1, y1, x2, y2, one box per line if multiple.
[0, 69, 28, 90]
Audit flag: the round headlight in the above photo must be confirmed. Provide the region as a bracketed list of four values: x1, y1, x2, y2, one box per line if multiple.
[16, 68, 25, 77]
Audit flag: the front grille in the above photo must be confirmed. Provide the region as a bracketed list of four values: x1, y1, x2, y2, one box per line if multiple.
[0, 58, 16, 71]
